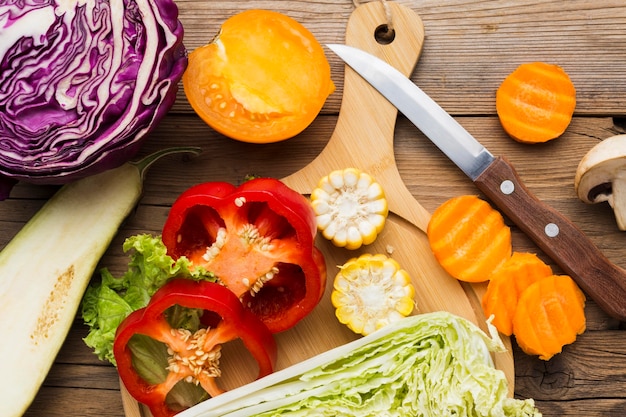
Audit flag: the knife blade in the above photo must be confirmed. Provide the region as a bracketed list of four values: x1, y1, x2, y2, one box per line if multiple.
[328, 43, 626, 321]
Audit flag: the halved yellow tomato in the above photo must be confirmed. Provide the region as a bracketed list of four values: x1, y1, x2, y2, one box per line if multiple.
[183, 10, 335, 143]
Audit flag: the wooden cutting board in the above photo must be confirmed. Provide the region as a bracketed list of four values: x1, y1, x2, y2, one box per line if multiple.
[122, 2, 514, 416]
[280, 0, 514, 390]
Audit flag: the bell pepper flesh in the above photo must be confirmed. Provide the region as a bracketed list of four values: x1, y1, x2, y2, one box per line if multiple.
[161, 178, 326, 333]
[113, 279, 277, 417]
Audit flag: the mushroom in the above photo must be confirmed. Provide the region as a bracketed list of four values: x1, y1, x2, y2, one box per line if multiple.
[574, 134, 626, 230]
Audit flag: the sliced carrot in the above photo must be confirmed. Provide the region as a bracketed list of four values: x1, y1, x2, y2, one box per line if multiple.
[496, 62, 576, 144]
[513, 275, 586, 360]
[482, 252, 553, 336]
[427, 195, 512, 283]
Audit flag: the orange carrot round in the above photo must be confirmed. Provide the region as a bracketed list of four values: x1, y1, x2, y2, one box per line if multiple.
[513, 275, 586, 360]
[427, 195, 512, 283]
[496, 62, 576, 144]
[482, 252, 553, 336]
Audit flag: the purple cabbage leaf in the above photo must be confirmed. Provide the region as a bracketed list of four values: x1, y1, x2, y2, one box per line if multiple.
[0, 0, 187, 199]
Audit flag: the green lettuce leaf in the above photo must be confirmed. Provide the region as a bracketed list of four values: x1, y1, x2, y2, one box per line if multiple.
[81, 233, 215, 364]
[177, 311, 540, 417]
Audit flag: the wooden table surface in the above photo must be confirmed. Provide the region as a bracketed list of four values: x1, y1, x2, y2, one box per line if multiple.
[12, 0, 626, 416]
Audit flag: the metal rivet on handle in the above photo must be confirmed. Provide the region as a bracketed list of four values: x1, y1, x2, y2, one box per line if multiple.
[500, 180, 514, 195]
[545, 223, 560, 237]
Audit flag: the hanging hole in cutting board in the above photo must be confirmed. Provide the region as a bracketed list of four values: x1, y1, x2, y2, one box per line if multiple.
[354, 0, 395, 44]
[375, 24, 395, 44]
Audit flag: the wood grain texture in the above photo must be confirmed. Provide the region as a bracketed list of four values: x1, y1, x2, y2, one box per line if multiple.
[169, 0, 626, 116]
[13, 1, 626, 416]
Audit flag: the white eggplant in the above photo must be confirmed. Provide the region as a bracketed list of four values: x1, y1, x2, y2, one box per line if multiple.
[0, 147, 199, 417]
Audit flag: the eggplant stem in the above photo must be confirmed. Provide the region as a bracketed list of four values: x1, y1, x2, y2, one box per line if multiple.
[131, 147, 203, 180]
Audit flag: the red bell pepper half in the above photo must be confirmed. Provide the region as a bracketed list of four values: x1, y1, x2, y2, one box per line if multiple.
[113, 279, 277, 417]
[161, 178, 327, 333]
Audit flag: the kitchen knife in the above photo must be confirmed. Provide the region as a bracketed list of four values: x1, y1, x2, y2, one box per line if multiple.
[328, 43, 626, 321]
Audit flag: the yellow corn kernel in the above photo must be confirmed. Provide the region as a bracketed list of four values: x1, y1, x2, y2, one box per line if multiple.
[310, 168, 388, 250]
[331, 253, 416, 336]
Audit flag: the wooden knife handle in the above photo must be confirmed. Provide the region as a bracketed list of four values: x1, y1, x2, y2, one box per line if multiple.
[474, 156, 626, 321]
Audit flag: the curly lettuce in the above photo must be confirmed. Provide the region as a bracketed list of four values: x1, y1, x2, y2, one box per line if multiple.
[81, 234, 215, 364]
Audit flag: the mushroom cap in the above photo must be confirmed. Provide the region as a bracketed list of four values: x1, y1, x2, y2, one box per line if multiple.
[575, 134, 626, 231]
[574, 134, 626, 204]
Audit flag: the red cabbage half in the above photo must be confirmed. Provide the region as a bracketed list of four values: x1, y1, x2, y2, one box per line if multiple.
[0, 0, 187, 199]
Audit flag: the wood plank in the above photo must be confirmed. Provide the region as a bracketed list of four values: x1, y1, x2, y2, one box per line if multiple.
[514, 331, 626, 400]
[54, 320, 107, 366]
[24, 386, 124, 417]
[532, 399, 626, 417]
[167, 0, 626, 116]
[414, 0, 626, 115]
[40, 363, 120, 391]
